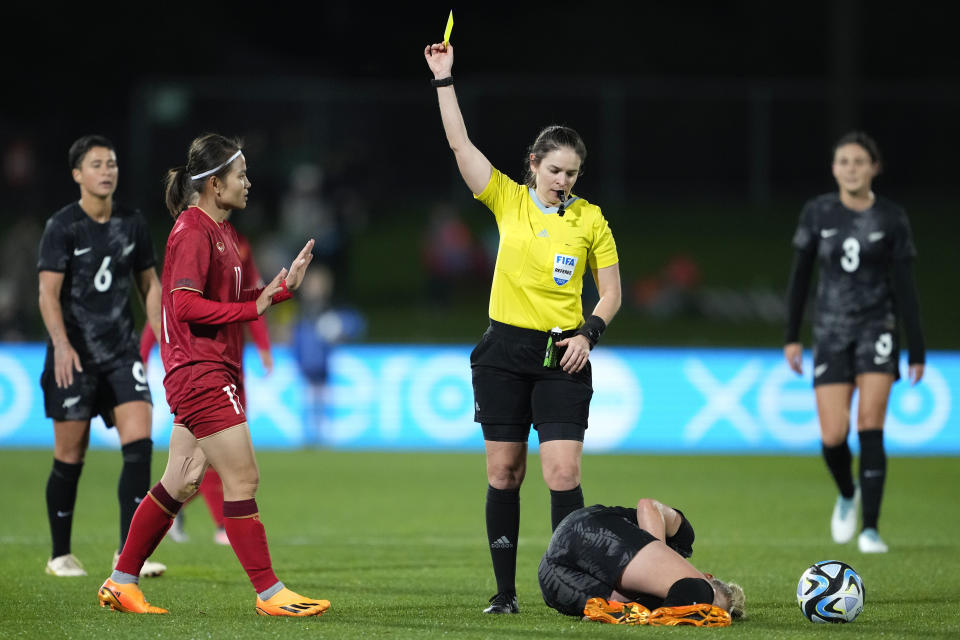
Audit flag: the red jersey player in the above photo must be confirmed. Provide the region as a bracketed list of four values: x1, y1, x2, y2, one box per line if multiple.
[98, 133, 328, 617]
[140, 227, 272, 545]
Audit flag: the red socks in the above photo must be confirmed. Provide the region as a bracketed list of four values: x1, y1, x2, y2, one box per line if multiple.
[115, 482, 181, 576]
[198, 468, 225, 528]
[223, 499, 279, 592]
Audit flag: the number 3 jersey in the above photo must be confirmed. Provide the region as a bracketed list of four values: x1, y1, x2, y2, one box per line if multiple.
[37, 202, 156, 367]
[791, 193, 916, 333]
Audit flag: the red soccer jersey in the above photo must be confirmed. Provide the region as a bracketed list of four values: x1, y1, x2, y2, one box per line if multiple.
[159, 207, 260, 410]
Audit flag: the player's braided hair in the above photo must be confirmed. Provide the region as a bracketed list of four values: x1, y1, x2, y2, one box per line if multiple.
[164, 133, 243, 218]
[523, 125, 587, 188]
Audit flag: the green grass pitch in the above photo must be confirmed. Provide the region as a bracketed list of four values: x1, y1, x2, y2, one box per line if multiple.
[1, 449, 958, 638]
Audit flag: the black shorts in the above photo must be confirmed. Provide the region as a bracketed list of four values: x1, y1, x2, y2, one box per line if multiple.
[41, 351, 152, 427]
[538, 505, 657, 617]
[812, 315, 901, 386]
[471, 320, 593, 435]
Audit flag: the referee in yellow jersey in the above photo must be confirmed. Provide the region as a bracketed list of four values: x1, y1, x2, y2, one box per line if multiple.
[425, 41, 622, 614]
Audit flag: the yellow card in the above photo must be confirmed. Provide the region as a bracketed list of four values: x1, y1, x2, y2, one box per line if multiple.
[443, 10, 454, 46]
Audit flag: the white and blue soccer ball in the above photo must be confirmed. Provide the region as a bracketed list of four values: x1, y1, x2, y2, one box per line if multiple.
[797, 560, 865, 623]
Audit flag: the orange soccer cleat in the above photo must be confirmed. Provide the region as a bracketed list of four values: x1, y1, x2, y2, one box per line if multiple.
[255, 587, 330, 617]
[98, 578, 168, 614]
[583, 597, 650, 625]
[649, 603, 731, 627]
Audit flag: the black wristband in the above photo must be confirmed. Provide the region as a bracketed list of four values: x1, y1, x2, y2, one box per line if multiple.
[577, 315, 607, 350]
[431, 76, 454, 87]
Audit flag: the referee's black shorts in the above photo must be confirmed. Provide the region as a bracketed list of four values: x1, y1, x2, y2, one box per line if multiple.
[539, 505, 658, 616]
[470, 320, 593, 430]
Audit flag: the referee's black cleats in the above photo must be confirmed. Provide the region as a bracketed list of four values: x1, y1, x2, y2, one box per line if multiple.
[483, 591, 519, 614]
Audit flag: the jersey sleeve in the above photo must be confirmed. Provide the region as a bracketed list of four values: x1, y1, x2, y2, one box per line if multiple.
[891, 210, 918, 261]
[132, 212, 157, 272]
[791, 200, 818, 252]
[168, 225, 210, 293]
[587, 209, 619, 270]
[36, 216, 71, 272]
[475, 168, 521, 223]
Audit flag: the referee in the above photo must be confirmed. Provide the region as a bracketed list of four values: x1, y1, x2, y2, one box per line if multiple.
[424, 42, 622, 614]
[784, 131, 925, 554]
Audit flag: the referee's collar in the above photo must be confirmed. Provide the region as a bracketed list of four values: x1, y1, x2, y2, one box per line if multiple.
[528, 187, 578, 215]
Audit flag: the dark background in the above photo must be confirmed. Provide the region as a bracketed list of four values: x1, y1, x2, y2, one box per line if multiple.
[2, 2, 957, 347]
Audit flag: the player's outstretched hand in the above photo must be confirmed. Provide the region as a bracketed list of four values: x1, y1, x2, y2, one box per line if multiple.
[784, 343, 803, 375]
[257, 268, 287, 315]
[284, 239, 315, 291]
[557, 334, 591, 374]
[424, 42, 453, 78]
[54, 342, 83, 388]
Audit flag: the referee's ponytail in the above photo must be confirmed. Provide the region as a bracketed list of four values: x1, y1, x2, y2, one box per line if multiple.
[163, 133, 244, 219]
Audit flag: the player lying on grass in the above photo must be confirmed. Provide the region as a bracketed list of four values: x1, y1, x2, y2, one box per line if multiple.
[538, 498, 745, 626]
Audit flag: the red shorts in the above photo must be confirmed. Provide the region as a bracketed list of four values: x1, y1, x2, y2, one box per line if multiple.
[169, 368, 247, 439]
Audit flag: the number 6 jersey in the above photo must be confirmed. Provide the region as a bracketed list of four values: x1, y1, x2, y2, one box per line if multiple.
[37, 202, 156, 367]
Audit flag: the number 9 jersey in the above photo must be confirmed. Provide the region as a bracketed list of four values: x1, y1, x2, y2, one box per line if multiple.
[37, 202, 156, 367]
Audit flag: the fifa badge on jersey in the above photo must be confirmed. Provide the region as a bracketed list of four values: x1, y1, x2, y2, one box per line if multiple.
[216, 241, 225, 253]
[553, 254, 577, 286]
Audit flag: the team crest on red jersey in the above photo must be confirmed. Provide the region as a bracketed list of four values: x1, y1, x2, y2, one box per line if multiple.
[216, 241, 225, 253]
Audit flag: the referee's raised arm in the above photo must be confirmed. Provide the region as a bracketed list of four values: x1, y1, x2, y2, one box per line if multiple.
[424, 42, 492, 196]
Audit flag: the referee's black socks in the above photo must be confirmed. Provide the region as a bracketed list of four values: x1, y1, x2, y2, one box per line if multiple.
[858, 430, 886, 530]
[46, 458, 83, 558]
[550, 485, 584, 531]
[821, 440, 856, 499]
[486, 485, 519, 595]
[118, 438, 153, 550]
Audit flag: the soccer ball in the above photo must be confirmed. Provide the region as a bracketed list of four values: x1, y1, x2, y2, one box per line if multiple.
[796, 560, 865, 623]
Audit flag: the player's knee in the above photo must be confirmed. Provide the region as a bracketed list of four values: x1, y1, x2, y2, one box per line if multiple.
[487, 464, 525, 489]
[223, 468, 260, 500]
[663, 577, 714, 607]
[160, 457, 206, 501]
[543, 463, 580, 491]
[635, 498, 659, 518]
[487, 459, 527, 489]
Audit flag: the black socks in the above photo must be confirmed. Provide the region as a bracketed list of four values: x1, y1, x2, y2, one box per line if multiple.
[118, 438, 153, 550]
[46, 459, 83, 558]
[822, 440, 856, 499]
[549, 485, 584, 531]
[486, 485, 519, 595]
[858, 430, 886, 530]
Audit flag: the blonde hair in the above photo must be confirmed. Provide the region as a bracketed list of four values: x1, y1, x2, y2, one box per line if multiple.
[710, 577, 746, 620]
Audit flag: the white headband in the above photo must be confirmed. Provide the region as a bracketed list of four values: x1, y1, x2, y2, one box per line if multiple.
[190, 149, 243, 181]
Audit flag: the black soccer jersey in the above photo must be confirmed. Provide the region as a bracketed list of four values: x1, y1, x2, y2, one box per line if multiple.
[792, 193, 916, 331]
[37, 202, 156, 367]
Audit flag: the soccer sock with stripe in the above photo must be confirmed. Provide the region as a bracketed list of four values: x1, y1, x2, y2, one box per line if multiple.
[46, 459, 83, 558]
[118, 438, 152, 551]
[486, 485, 520, 595]
[858, 429, 886, 530]
[821, 440, 856, 499]
[223, 499, 280, 593]
[550, 485, 584, 531]
[113, 482, 181, 581]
